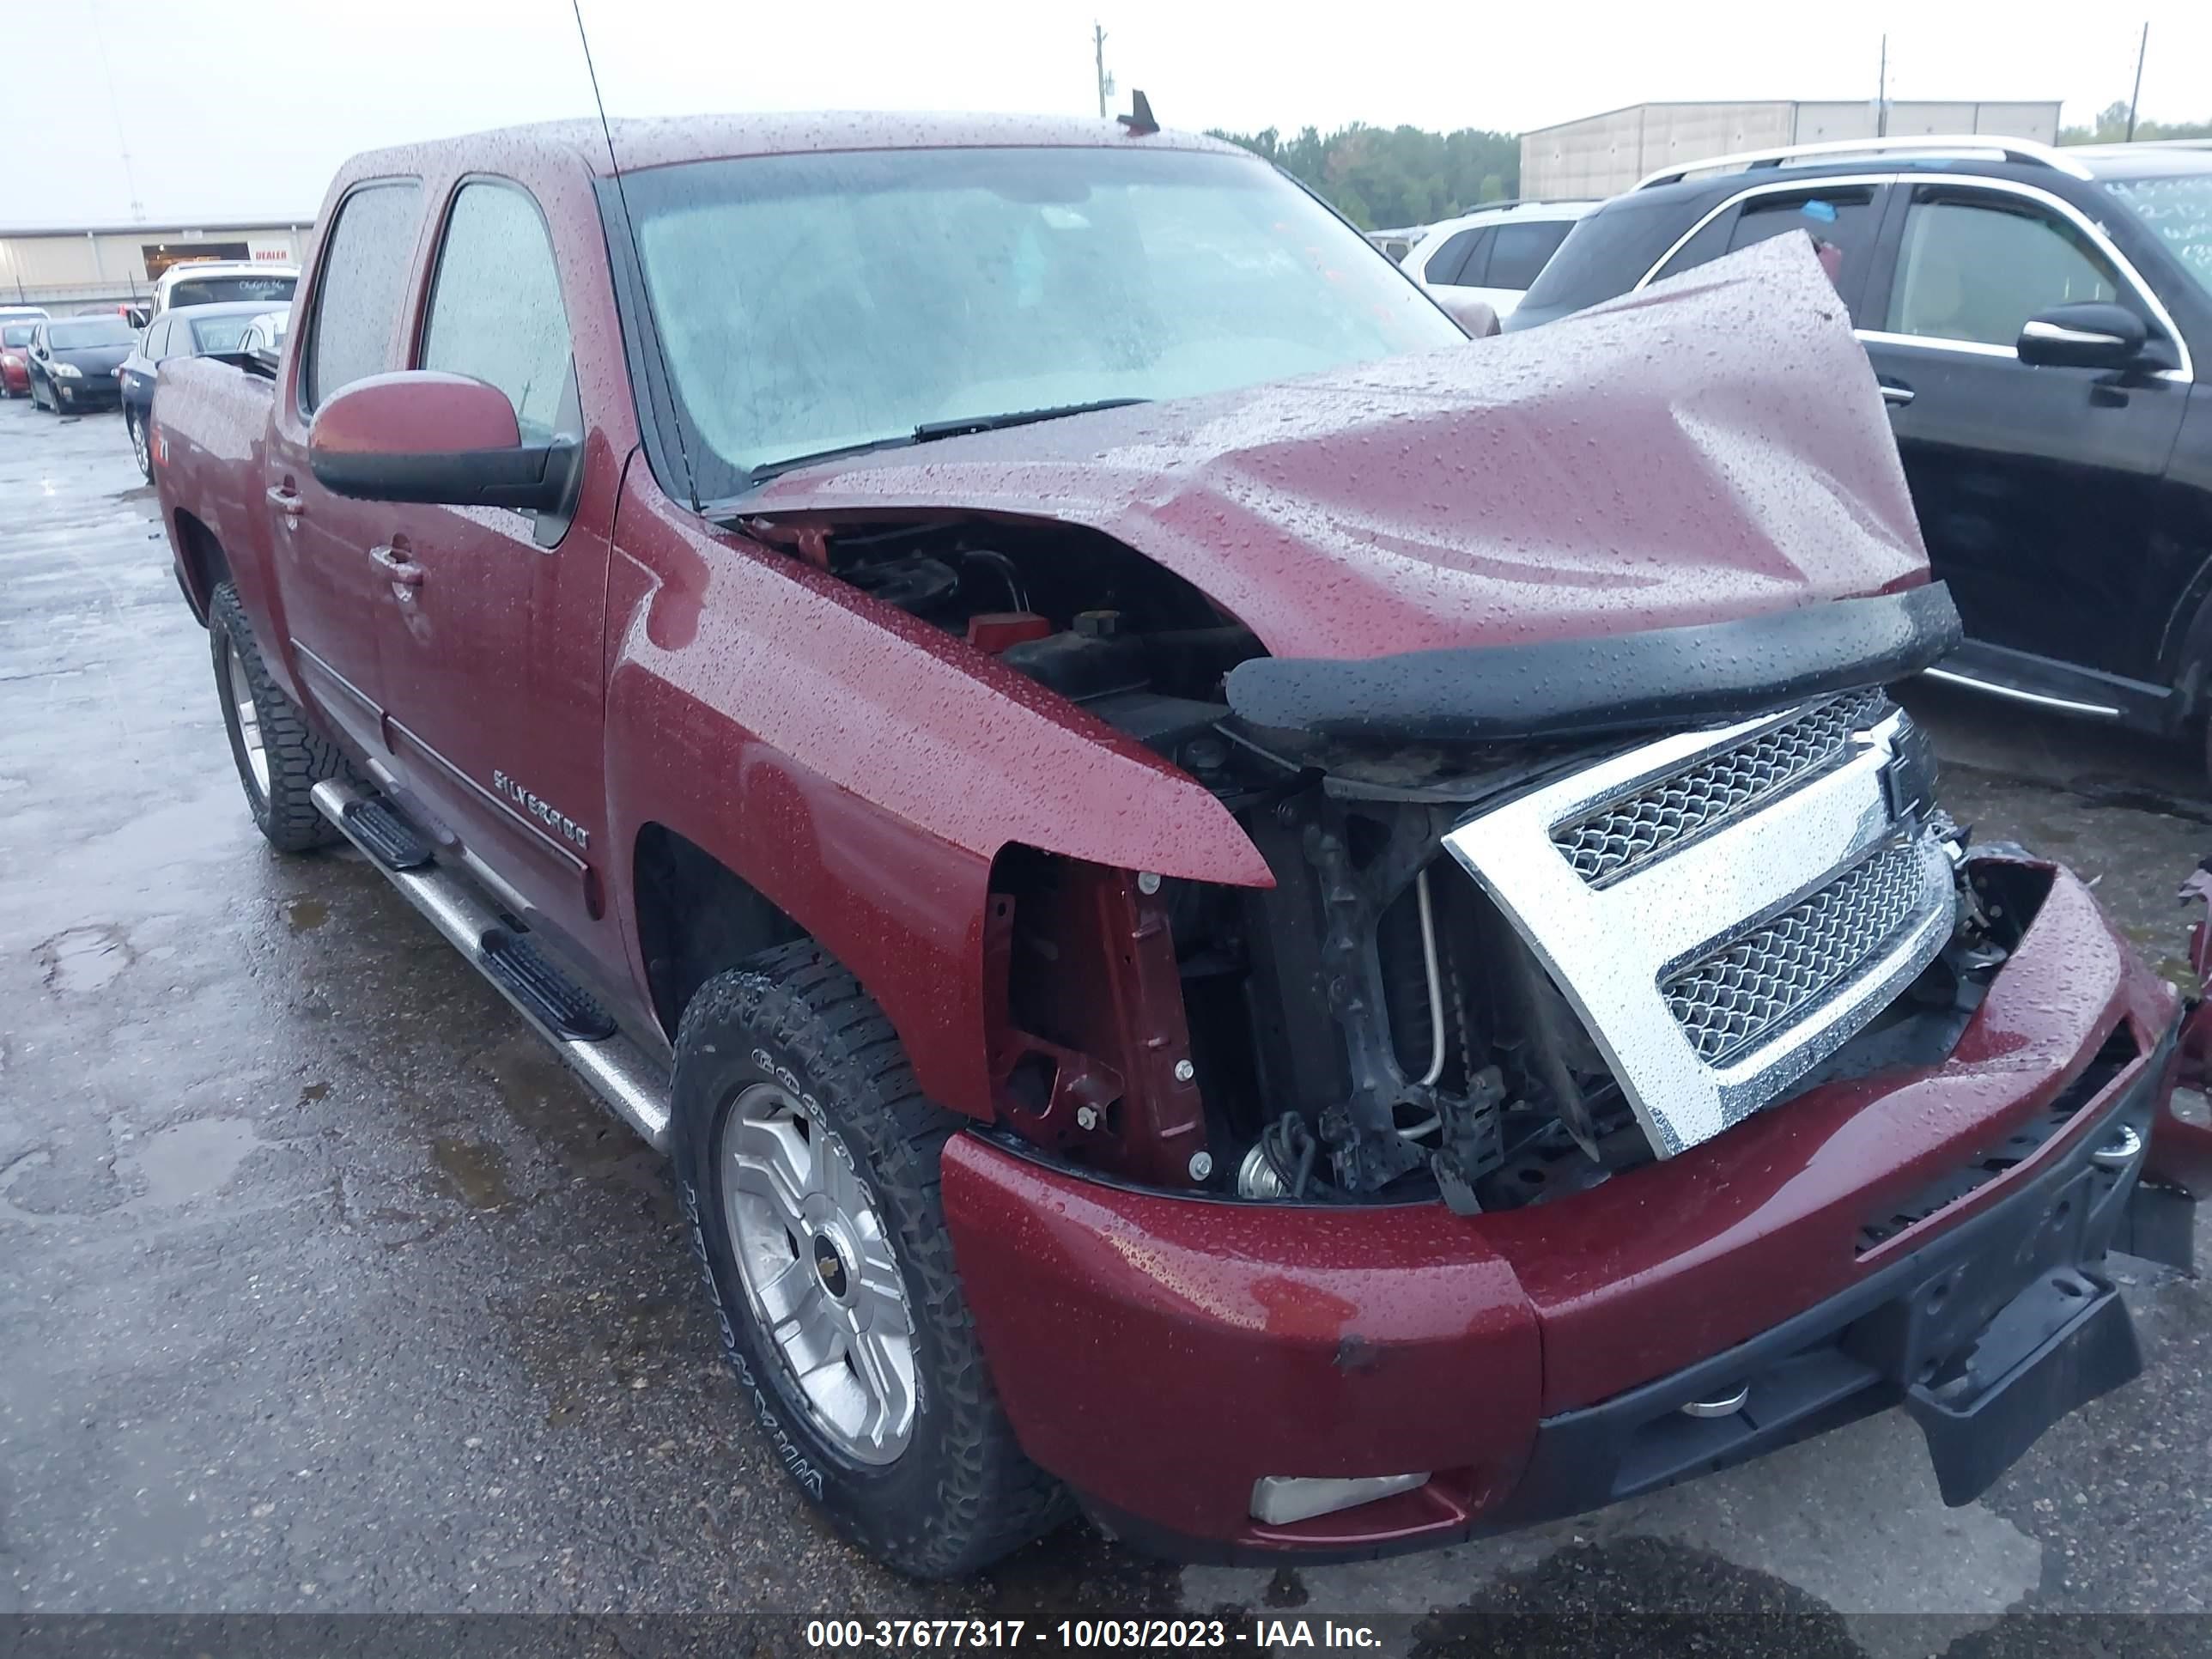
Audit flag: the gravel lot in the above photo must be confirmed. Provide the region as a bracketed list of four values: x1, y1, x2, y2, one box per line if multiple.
[2, 395, 2206, 1652]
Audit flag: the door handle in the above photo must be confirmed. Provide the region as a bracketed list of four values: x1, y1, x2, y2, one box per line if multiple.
[1880, 383, 1916, 406]
[266, 483, 306, 525]
[368, 544, 424, 586]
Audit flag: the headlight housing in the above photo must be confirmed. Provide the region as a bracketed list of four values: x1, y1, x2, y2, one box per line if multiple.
[52, 362, 82, 380]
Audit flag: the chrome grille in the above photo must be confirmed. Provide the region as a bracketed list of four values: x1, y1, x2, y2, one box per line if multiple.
[1443, 700, 1955, 1158]
[1553, 690, 1891, 884]
[1665, 837, 1929, 1066]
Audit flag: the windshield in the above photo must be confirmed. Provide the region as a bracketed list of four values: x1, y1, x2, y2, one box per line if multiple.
[188, 315, 256, 354]
[167, 273, 295, 309]
[2104, 172, 2212, 303]
[623, 146, 1460, 495]
[51, 318, 136, 349]
[1, 325, 32, 348]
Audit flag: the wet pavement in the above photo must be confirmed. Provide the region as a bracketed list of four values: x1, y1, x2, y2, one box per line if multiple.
[1, 396, 2206, 1649]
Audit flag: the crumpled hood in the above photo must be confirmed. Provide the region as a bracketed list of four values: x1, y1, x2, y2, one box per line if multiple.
[745, 234, 1927, 660]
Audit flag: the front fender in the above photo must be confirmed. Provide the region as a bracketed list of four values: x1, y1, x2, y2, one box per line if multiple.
[601, 483, 1272, 1117]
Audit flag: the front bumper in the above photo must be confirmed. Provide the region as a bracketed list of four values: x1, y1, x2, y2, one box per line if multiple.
[50, 375, 120, 409]
[941, 859, 2191, 1560]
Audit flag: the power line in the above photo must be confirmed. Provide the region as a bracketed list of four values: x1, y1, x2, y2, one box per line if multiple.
[2124, 21, 2148, 142]
[85, 0, 143, 222]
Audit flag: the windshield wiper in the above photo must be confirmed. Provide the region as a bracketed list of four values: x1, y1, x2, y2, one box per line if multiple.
[911, 398, 1148, 441]
[739, 399, 1151, 490]
[744, 433, 921, 486]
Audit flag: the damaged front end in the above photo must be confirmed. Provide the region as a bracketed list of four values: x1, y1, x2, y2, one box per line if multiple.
[978, 584, 1993, 1212]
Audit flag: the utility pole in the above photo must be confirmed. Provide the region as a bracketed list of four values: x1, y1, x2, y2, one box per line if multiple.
[1875, 33, 1888, 137]
[2125, 21, 2148, 141]
[1093, 22, 1113, 119]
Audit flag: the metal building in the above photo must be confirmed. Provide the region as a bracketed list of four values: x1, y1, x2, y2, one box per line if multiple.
[1522, 100, 2064, 199]
[0, 220, 310, 313]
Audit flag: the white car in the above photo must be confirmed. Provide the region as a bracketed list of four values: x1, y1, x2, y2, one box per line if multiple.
[240, 308, 289, 370]
[1405, 200, 1597, 319]
[149, 260, 300, 319]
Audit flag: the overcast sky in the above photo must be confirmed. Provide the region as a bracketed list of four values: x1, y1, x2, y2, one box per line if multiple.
[4, 0, 2207, 227]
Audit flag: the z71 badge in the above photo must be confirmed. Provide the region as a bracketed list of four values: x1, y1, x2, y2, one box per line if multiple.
[491, 770, 591, 850]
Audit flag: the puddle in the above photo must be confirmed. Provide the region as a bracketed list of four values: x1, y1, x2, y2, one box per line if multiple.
[283, 898, 330, 933]
[38, 924, 134, 993]
[430, 1136, 514, 1209]
[483, 1041, 649, 1181]
[128, 1117, 260, 1206]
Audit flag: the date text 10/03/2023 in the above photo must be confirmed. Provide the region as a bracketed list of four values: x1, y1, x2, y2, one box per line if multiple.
[803, 1619, 1385, 1650]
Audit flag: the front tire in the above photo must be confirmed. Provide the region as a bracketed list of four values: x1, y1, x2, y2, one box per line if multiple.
[672, 943, 1067, 1577]
[208, 582, 349, 852]
[126, 409, 152, 480]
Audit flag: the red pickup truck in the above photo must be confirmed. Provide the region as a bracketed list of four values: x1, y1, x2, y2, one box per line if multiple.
[150, 113, 2210, 1577]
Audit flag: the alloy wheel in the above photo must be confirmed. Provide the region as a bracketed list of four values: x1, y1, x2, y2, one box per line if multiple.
[719, 1080, 918, 1464]
[224, 634, 270, 799]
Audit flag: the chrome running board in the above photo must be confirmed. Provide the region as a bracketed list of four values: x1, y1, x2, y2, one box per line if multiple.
[311, 778, 673, 1152]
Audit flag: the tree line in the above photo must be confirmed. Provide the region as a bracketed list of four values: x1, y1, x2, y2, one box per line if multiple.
[2059, 101, 2212, 144]
[1214, 106, 2212, 232]
[1206, 125, 1521, 230]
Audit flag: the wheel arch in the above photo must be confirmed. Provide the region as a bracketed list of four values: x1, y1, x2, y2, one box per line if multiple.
[632, 821, 808, 1041]
[171, 509, 232, 628]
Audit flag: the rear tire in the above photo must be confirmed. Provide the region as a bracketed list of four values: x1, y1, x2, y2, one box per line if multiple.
[209, 582, 349, 853]
[126, 409, 151, 480]
[671, 942, 1068, 1577]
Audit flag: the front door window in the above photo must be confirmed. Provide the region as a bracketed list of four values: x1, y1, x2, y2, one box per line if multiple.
[1886, 196, 2121, 348]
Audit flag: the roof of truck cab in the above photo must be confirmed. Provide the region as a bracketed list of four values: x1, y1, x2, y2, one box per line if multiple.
[343, 112, 1250, 179]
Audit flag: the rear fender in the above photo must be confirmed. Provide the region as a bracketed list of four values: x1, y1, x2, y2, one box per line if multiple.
[154, 360, 297, 702]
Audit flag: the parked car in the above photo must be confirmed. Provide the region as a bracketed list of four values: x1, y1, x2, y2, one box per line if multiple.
[149, 259, 297, 318]
[1507, 136, 2212, 758]
[23, 313, 134, 413]
[150, 114, 2199, 1578]
[76, 300, 149, 328]
[1365, 225, 1426, 262]
[118, 301, 276, 478]
[1405, 199, 1597, 319]
[1, 321, 36, 397]
[236, 308, 286, 370]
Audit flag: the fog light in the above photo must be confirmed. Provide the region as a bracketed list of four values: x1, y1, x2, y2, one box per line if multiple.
[1250, 1473, 1429, 1525]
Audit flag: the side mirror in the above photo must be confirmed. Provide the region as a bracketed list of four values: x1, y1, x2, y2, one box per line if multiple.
[308, 370, 576, 511]
[1436, 292, 1501, 338]
[2016, 302, 2148, 370]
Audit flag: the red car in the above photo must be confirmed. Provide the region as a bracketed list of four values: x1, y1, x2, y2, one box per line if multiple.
[1, 318, 42, 397]
[149, 114, 2210, 1577]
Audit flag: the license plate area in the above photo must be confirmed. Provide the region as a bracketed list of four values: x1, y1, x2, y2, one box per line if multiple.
[1903, 1275, 2140, 1505]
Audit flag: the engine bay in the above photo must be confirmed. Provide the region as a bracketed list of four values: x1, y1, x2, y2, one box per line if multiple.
[764, 516, 2021, 1214]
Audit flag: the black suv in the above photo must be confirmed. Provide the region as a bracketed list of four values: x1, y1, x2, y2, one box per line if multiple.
[1510, 137, 2212, 761]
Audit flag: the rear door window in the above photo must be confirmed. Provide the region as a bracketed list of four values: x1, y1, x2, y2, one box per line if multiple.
[419, 181, 574, 441]
[1651, 185, 1881, 316]
[1423, 227, 1491, 287]
[1485, 220, 1573, 289]
[304, 180, 423, 410]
